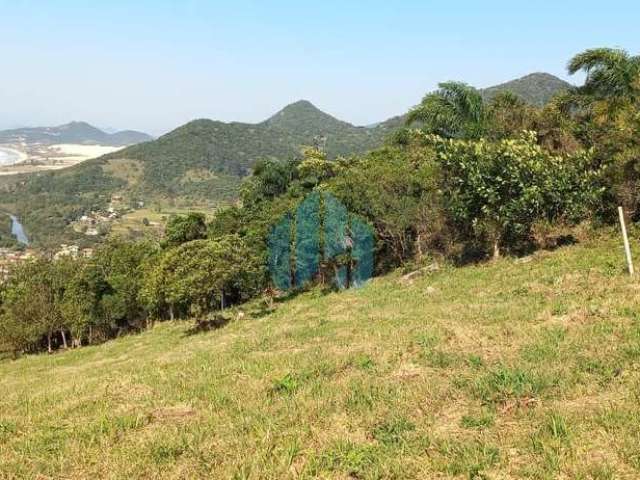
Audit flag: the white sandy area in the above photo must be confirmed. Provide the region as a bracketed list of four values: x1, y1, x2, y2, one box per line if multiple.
[49, 144, 124, 161]
[0, 143, 125, 175]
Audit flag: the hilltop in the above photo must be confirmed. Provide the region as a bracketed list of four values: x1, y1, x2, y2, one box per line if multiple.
[480, 72, 573, 106]
[0, 121, 153, 147]
[1, 232, 638, 478]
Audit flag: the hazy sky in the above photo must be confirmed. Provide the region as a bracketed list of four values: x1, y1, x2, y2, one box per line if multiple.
[1, 0, 638, 135]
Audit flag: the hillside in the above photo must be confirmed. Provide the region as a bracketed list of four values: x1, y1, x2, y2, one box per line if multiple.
[0, 121, 153, 147]
[1, 233, 639, 478]
[480, 72, 573, 106]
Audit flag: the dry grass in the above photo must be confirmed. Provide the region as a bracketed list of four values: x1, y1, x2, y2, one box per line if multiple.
[1, 229, 640, 478]
[109, 205, 219, 240]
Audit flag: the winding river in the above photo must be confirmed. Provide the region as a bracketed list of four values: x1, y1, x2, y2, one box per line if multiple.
[9, 215, 28, 245]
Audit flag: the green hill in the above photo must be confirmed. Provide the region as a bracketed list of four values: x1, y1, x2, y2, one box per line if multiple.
[1, 232, 639, 478]
[480, 72, 573, 106]
[105, 100, 389, 182]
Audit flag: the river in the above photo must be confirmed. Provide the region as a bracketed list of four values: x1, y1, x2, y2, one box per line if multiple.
[9, 215, 29, 245]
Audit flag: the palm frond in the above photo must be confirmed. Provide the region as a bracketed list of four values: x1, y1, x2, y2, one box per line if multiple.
[567, 48, 630, 75]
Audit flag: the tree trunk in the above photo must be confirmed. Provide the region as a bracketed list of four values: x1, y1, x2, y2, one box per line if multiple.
[221, 290, 225, 310]
[60, 330, 68, 349]
[169, 305, 175, 321]
[416, 234, 424, 261]
[492, 239, 501, 260]
[47, 333, 52, 354]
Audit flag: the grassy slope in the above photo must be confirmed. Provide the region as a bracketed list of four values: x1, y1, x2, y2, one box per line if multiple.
[2, 231, 640, 479]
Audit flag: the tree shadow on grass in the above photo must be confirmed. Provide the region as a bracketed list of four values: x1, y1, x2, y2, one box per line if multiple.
[183, 314, 231, 336]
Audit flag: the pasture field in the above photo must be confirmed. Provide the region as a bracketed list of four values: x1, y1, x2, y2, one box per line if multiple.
[1, 230, 640, 479]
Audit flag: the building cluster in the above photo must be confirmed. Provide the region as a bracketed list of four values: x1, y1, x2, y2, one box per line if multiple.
[53, 244, 94, 260]
[73, 209, 120, 236]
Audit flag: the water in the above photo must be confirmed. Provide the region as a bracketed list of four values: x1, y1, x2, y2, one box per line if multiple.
[0, 147, 21, 166]
[10, 215, 29, 245]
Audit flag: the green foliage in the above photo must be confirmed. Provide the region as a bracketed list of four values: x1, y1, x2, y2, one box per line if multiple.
[0, 258, 73, 354]
[566, 47, 640, 219]
[568, 48, 640, 102]
[239, 157, 301, 207]
[61, 261, 111, 345]
[141, 235, 263, 320]
[407, 81, 488, 139]
[433, 132, 603, 256]
[92, 238, 159, 329]
[0, 213, 19, 248]
[326, 145, 444, 268]
[0, 238, 158, 355]
[162, 213, 207, 248]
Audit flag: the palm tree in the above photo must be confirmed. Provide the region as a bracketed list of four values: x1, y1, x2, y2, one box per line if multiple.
[569, 48, 640, 218]
[568, 48, 640, 102]
[406, 81, 487, 139]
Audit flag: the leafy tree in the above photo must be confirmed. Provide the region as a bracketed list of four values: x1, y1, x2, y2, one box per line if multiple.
[326, 145, 443, 268]
[486, 91, 537, 140]
[434, 132, 603, 258]
[296, 147, 336, 187]
[564, 48, 640, 218]
[240, 158, 300, 206]
[163, 213, 207, 247]
[62, 262, 110, 346]
[93, 239, 159, 329]
[0, 258, 74, 354]
[141, 235, 263, 321]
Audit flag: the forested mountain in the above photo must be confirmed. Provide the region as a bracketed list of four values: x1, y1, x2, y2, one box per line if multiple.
[480, 72, 573, 106]
[106, 100, 391, 177]
[0, 121, 153, 146]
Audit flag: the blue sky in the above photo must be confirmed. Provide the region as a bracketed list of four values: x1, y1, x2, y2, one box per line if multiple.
[1, 0, 638, 135]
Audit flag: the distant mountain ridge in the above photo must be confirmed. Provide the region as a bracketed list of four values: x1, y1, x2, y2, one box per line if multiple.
[0, 121, 153, 147]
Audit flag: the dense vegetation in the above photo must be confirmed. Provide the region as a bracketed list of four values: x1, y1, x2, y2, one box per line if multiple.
[0, 213, 19, 249]
[0, 74, 570, 248]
